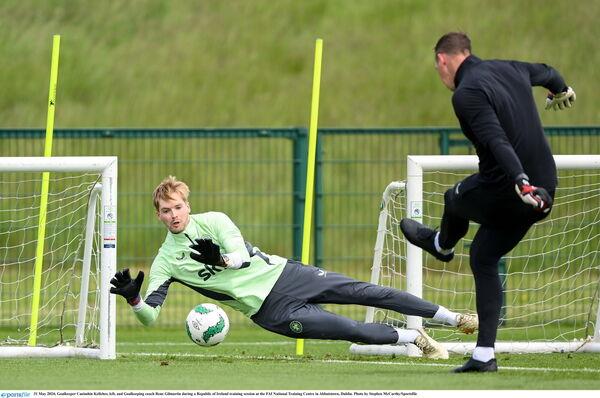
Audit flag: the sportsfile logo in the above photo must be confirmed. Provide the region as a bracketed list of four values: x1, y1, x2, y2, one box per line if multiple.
[0, 393, 31, 398]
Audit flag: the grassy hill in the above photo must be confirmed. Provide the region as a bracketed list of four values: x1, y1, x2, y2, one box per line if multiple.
[0, 0, 598, 129]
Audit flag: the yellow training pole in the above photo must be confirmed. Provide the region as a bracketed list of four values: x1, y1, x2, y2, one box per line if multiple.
[296, 38, 323, 356]
[29, 34, 61, 346]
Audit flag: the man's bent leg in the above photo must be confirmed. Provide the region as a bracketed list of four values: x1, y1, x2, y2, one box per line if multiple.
[402, 178, 480, 261]
[438, 181, 475, 250]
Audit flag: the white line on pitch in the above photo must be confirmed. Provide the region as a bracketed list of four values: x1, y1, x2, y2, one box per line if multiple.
[126, 351, 600, 374]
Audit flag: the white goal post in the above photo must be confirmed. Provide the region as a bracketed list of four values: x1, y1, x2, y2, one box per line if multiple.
[351, 155, 600, 356]
[0, 157, 117, 359]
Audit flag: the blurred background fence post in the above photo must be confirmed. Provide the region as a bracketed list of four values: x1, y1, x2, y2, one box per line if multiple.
[292, 127, 308, 262]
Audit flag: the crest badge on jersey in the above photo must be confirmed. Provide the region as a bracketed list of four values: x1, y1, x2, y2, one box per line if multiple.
[289, 320, 303, 333]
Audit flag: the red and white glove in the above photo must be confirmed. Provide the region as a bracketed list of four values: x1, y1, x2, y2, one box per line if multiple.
[514, 174, 553, 213]
[545, 86, 576, 111]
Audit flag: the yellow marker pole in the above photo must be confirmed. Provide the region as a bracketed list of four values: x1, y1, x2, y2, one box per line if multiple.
[296, 38, 323, 356]
[28, 34, 60, 346]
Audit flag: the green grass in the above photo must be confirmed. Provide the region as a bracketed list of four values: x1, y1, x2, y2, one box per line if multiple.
[1, 326, 599, 390]
[0, 0, 598, 128]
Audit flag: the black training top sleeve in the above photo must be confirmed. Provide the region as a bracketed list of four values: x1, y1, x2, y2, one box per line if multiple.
[511, 61, 567, 94]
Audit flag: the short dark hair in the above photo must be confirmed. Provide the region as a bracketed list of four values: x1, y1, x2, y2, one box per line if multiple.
[434, 32, 471, 55]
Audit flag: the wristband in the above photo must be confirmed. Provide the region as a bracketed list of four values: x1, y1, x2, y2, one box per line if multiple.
[222, 252, 244, 269]
[127, 295, 141, 307]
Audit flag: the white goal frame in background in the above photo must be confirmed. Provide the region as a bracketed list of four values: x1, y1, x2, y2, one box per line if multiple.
[351, 155, 600, 357]
[0, 157, 117, 359]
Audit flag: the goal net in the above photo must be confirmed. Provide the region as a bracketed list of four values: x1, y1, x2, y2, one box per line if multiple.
[352, 155, 600, 356]
[0, 157, 117, 359]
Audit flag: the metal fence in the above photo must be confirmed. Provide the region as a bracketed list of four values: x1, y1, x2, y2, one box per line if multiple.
[1, 127, 598, 327]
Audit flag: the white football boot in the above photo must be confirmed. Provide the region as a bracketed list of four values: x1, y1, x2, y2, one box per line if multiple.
[413, 329, 449, 359]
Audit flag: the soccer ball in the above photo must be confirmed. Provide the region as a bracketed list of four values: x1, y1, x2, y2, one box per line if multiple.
[185, 303, 230, 347]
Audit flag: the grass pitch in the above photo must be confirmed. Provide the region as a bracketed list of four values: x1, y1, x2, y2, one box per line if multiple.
[1, 326, 599, 390]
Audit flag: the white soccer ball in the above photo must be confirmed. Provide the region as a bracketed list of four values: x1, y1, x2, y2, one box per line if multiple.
[185, 303, 230, 347]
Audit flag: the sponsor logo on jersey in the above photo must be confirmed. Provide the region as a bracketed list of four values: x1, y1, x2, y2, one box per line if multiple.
[316, 269, 327, 277]
[197, 264, 224, 281]
[176, 252, 185, 260]
[289, 320, 303, 333]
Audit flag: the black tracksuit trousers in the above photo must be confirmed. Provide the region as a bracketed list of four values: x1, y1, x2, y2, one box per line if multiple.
[438, 174, 553, 347]
[251, 260, 439, 344]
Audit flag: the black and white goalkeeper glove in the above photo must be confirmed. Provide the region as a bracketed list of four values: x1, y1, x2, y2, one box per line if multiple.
[109, 268, 144, 305]
[514, 174, 553, 213]
[188, 237, 225, 267]
[545, 86, 576, 110]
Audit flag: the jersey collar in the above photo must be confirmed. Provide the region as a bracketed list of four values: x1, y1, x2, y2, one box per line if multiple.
[454, 54, 481, 88]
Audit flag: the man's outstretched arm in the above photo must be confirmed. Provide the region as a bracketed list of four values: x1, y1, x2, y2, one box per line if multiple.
[514, 61, 576, 110]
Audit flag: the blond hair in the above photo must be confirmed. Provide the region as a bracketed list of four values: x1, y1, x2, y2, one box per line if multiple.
[153, 176, 190, 211]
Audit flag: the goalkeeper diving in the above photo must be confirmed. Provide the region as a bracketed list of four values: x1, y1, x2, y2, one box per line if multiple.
[110, 176, 478, 359]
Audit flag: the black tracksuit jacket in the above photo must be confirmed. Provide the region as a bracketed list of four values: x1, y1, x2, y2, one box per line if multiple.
[451, 55, 567, 191]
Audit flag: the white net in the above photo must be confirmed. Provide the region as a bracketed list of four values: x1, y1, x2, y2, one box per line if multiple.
[371, 170, 600, 346]
[0, 172, 102, 348]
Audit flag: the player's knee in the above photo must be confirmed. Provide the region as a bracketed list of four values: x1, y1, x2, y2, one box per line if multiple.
[444, 187, 455, 205]
[444, 186, 462, 213]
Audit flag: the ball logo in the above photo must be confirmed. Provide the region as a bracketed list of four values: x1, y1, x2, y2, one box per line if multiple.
[289, 320, 303, 333]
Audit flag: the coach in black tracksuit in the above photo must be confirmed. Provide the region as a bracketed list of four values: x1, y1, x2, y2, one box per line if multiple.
[400, 32, 576, 373]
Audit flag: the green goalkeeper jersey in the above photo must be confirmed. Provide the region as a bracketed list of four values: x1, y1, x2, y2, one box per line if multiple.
[132, 212, 287, 325]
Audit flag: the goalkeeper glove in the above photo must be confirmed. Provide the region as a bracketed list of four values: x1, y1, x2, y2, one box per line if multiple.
[545, 86, 576, 110]
[109, 268, 144, 305]
[189, 238, 225, 267]
[514, 174, 553, 213]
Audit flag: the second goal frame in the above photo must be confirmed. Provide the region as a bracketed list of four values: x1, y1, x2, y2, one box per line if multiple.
[352, 154, 600, 357]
